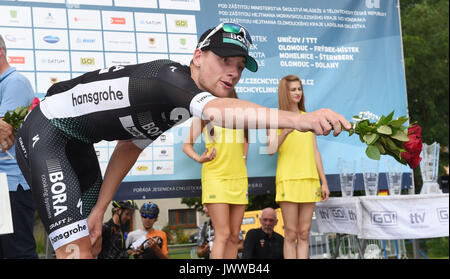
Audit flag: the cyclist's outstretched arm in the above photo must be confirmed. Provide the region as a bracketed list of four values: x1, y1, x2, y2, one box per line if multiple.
[202, 98, 351, 137]
[87, 140, 142, 256]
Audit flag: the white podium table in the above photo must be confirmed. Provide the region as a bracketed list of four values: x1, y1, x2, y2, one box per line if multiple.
[315, 194, 448, 240]
[314, 194, 449, 258]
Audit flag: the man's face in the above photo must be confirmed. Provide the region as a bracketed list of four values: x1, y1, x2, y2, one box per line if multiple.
[119, 209, 134, 224]
[141, 215, 157, 230]
[260, 212, 277, 234]
[196, 50, 246, 97]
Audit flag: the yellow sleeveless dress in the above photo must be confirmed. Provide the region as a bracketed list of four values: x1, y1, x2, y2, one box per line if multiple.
[201, 126, 248, 204]
[275, 121, 322, 203]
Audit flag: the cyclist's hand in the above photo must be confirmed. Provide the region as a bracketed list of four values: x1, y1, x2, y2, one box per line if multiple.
[147, 237, 157, 249]
[0, 120, 15, 153]
[296, 109, 351, 136]
[87, 208, 104, 257]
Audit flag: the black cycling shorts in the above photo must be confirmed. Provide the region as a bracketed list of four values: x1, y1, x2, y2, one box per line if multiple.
[16, 106, 102, 250]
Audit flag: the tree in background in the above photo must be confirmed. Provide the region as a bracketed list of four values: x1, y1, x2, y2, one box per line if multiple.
[182, 194, 278, 213]
[400, 0, 449, 192]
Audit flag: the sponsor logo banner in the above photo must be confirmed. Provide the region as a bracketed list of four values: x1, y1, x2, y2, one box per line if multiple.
[315, 195, 449, 240]
[158, 0, 200, 11]
[0, 6, 31, 27]
[48, 219, 89, 250]
[135, 12, 165, 32]
[32, 7, 67, 28]
[40, 77, 130, 119]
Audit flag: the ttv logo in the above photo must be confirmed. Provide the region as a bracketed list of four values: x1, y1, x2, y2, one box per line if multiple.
[409, 210, 426, 225]
[366, 0, 380, 9]
[371, 211, 398, 226]
[437, 208, 449, 223]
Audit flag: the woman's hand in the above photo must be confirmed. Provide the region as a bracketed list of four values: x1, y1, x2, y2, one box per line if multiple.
[321, 183, 330, 202]
[197, 147, 216, 163]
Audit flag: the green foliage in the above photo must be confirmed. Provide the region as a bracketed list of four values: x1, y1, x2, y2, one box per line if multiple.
[181, 197, 203, 212]
[399, 0, 449, 193]
[181, 194, 279, 212]
[3, 105, 30, 133]
[426, 237, 449, 258]
[162, 224, 189, 244]
[348, 111, 411, 164]
[401, 0, 449, 177]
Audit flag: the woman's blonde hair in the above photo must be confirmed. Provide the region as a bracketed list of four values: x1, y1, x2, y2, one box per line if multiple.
[278, 75, 306, 112]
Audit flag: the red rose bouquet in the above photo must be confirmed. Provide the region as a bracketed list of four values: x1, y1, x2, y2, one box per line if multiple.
[346, 111, 423, 169]
[3, 97, 40, 133]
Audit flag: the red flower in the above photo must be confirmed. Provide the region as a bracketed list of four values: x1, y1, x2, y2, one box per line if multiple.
[400, 124, 423, 169]
[29, 97, 40, 112]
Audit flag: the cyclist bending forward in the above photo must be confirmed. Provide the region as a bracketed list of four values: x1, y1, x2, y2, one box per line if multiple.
[15, 23, 350, 258]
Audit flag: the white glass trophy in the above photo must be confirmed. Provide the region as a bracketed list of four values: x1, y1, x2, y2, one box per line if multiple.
[362, 158, 379, 196]
[338, 158, 356, 197]
[420, 142, 442, 194]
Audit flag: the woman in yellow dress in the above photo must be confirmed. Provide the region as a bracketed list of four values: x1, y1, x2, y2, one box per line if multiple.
[183, 89, 248, 259]
[267, 75, 330, 259]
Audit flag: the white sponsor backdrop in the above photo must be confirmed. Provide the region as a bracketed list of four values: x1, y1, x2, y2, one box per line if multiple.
[0, 0, 413, 200]
[0, 0, 201, 185]
[0, 1, 200, 98]
[315, 194, 449, 240]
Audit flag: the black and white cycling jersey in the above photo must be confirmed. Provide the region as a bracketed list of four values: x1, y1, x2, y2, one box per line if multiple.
[15, 59, 216, 250]
[40, 59, 215, 148]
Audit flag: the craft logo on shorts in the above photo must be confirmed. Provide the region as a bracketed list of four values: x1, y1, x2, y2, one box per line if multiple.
[370, 211, 398, 226]
[437, 207, 449, 223]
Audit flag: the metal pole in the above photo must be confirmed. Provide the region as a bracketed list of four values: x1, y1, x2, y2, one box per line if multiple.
[44, 232, 55, 259]
[412, 239, 421, 259]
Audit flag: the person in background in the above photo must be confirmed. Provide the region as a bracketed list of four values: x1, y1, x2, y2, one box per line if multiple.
[0, 34, 37, 259]
[242, 207, 284, 259]
[267, 75, 330, 259]
[196, 205, 213, 259]
[126, 202, 168, 259]
[183, 85, 249, 259]
[196, 205, 244, 259]
[98, 200, 137, 259]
